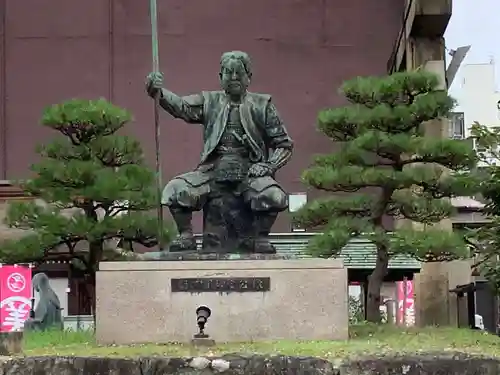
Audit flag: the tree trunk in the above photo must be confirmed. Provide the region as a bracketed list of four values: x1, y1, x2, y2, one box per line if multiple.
[87, 240, 102, 318]
[366, 245, 390, 322]
[86, 274, 96, 331]
[80, 274, 95, 314]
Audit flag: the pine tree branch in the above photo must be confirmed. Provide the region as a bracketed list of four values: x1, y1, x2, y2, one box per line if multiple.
[294, 196, 374, 228]
[318, 91, 454, 140]
[391, 189, 454, 224]
[390, 228, 470, 262]
[418, 172, 479, 198]
[313, 151, 395, 168]
[398, 136, 476, 170]
[341, 70, 441, 107]
[302, 165, 400, 193]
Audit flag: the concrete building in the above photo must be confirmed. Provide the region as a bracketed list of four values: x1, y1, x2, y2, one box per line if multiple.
[386, 0, 480, 327]
[449, 61, 500, 168]
[451, 61, 500, 138]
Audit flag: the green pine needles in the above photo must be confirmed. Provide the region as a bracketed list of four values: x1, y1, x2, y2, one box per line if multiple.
[2, 99, 172, 279]
[294, 71, 478, 321]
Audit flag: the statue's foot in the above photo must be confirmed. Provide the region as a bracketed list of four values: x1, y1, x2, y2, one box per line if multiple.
[237, 238, 255, 253]
[254, 239, 276, 254]
[201, 232, 223, 253]
[169, 235, 197, 252]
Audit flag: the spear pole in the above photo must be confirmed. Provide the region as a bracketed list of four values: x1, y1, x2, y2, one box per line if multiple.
[149, 0, 163, 247]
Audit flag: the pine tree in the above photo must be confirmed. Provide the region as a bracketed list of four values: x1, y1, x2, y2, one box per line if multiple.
[294, 71, 477, 322]
[1, 99, 172, 310]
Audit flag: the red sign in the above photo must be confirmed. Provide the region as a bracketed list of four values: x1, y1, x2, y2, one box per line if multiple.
[0, 265, 32, 332]
[396, 279, 415, 326]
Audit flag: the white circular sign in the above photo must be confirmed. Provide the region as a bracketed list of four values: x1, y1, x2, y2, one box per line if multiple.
[6, 273, 26, 293]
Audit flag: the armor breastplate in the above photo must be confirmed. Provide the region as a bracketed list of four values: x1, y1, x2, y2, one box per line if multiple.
[216, 105, 248, 154]
[214, 104, 250, 182]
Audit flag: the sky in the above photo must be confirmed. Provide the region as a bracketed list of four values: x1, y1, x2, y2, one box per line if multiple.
[445, 0, 499, 94]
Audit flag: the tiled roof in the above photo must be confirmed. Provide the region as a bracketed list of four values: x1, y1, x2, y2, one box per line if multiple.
[336, 237, 421, 269]
[193, 233, 421, 269]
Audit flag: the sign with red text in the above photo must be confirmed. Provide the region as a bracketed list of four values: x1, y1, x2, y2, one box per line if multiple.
[0, 265, 32, 332]
[396, 279, 415, 326]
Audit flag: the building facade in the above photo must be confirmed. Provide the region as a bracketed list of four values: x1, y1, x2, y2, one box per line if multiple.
[451, 61, 500, 139]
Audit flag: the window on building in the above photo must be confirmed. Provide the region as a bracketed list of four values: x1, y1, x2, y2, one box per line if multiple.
[449, 112, 465, 139]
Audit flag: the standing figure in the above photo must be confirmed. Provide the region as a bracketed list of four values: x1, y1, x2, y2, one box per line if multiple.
[23, 273, 63, 332]
[146, 51, 293, 254]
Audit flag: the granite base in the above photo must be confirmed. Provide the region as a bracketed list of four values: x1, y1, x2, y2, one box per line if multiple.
[140, 251, 299, 261]
[96, 258, 348, 344]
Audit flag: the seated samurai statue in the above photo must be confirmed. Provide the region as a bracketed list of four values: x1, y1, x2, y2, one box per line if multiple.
[24, 273, 63, 332]
[146, 51, 294, 254]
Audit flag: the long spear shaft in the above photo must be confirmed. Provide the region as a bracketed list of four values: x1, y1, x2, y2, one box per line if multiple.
[149, 0, 163, 246]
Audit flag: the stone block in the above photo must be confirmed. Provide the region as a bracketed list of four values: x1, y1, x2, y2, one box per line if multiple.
[96, 258, 348, 344]
[1, 353, 499, 375]
[0, 332, 23, 355]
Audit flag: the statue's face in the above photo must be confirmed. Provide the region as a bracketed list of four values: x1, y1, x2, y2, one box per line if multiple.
[220, 59, 250, 97]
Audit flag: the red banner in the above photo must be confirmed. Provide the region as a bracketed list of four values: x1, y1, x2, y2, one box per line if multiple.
[0, 265, 32, 332]
[396, 279, 415, 326]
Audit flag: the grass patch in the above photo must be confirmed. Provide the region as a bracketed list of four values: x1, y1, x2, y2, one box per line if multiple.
[22, 324, 500, 359]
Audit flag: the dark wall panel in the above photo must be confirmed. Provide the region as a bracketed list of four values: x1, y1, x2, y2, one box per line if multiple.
[4, 0, 111, 178]
[2, 0, 403, 231]
[5, 0, 109, 37]
[5, 38, 110, 178]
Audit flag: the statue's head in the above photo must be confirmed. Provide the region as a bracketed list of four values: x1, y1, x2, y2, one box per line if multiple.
[32, 272, 50, 293]
[219, 51, 252, 97]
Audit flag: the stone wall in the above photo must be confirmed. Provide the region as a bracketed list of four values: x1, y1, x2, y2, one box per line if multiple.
[2, 353, 499, 375]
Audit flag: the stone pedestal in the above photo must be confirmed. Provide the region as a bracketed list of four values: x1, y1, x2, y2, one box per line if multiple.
[0, 332, 23, 355]
[191, 337, 216, 347]
[96, 257, 348, 344]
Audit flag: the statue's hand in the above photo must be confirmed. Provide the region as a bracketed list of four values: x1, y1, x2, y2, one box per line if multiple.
[146, 72, 164, 98]
[248, 163, 274, 178]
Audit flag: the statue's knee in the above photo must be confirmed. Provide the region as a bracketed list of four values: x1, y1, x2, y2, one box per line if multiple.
[162, 179, 187, 206]
[251, 187, 288, 212]
[162, 178, 208, 210]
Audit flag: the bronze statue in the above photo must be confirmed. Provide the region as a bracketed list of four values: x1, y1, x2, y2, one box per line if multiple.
[146, 51, 293, 254]
[24, 273, 63, 332]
